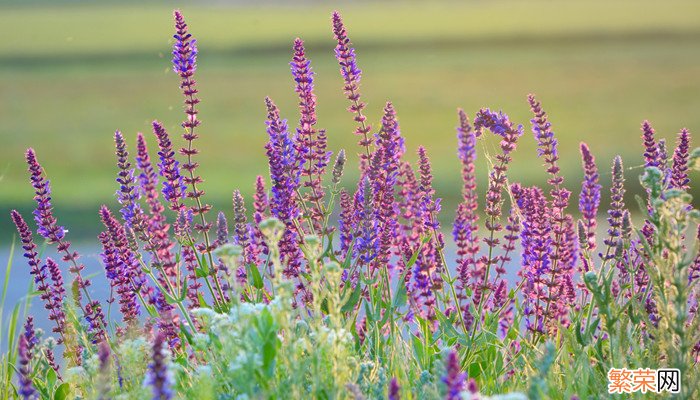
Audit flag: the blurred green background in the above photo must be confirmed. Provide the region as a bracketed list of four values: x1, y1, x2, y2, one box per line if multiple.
[2, 0, 700, 242]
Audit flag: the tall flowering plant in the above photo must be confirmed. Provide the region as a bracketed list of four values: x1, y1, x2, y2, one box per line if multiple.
[4, 9, 699, 400]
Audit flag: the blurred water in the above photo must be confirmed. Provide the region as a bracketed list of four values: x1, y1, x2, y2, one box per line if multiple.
[0, 243, 109, 352]
[0, 241, 522, 352]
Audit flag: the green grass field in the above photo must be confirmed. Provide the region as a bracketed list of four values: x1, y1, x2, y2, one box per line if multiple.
[2, 0, 700, 240]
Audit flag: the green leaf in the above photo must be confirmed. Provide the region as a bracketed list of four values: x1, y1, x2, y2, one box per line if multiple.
[46, 368, 57, 394]
[197, 293, 211, 309]
[53, 383, 70, 400]
[392, 268, 410, 309]
[195, 267, 209, 279]
[247, 263, 264, 289]
[341, 282, 362, 313]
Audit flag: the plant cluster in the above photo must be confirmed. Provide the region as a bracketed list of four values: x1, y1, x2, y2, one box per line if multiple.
[3, 10, 700, 400]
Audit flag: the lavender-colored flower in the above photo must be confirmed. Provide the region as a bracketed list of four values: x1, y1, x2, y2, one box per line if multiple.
[45, 258, 67, 340]
[417, 146, 444, 291]
[579, 143, 601, 251]
[23, 317, 38, 355]
[388, 377, 400, 400]
[332, 11, 372, 162]
[671, 128, 690, 190]
[338, 188, 355, 259]
[135, 132, 175, 273]
[45, 347, 61, 380]
[99, 206, 142, 325]
[355, 178, 378, 266]
[603, 156, 625, 260]
[18, 334, 36, 400]
[467, 379, 479, 395]
[641, 120, 660, 167]
[332, 149, 347, 185]
[265, 97, 304, 278]
[513, 184, 552, 335]
[183, 246, 203, 311]
[153, 121, 185, 212]
[11, 211, 66, 341]
[173, 11, 211, 225]
[473, 108, 523, 270]
[172, 10, 197, 76]
[85, 299, 108, 343]
[372, 102, 404, 270]
[25, 149, 104, 332]
[114, 130, 142, 227]
[291, 38, 328, 228]
[26, 148, 64, 243]
[147, 332, 173, 400]
[528, 94, 561, 179]
[232, 190, 253, 265]
[442, 350, 465, 400]
[216, 211, 229, 246]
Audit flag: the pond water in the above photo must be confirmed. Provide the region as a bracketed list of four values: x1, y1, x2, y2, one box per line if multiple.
[1, 242, 521, 351]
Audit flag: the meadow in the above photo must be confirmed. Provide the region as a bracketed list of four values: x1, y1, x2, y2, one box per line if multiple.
[1, 2, 700, 399]
[2, 0, 700, 240]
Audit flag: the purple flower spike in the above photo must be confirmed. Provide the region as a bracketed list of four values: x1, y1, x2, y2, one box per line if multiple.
[153, 121, 185, 212]
[172, 10, 197, 76]
[232, 190, 253, 265]
[291, 38, 328, 229]
[173, 10, 212, 230]
[513, 184, 552, 335]
[332, 11, 372, 163]
[604, 156, 626, 259]
[528, 94, 560, 179]
[265, 97, 304, 279]
[442, 350, 466, 400]
[641, 120, 660, 168]
[388, 377, 400, 400]
[114, 130, 142, 227]
[579, 143, 601, 251]
[26, 148, 65, 243]
[148, 332, 173, 400]
[671, 128, 691, 190]
[355, 178, 378, 266]
[18, 334, 36, 400]
[99, 206, 142, 325]
[45, 258, 67, 341]
[372, 102, 404, 271]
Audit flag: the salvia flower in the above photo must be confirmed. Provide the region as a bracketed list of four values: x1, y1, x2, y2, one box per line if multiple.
[671, 128, 691, 190]
[265, 97, 304, 278]
[114, 130, 142, 227]
[332, 11, 372, 162]
[355, 178, 378, 266]
[26, 148, 64, 243]
[528, 94, 561, 179]
[11, 211, 66, 341]
[332, 149, 347, 185]
[578, 143, 601, 251]
[135, 132, 176, 272]
[291, 38, 328, 228]
[388, 377, 400, 400]
[18, 334, 36, 400]
[442, 350, 466, 400]
[173, 11, 211, 224]
[99, 206, 142, 325]
[232, 190, 253, 265]
[153, 121, 185, 212]
[641, 120, 660, 167]
[372, 102, 404, 270]
[147, 332, 173, 400]
[513, 184, 552, 335]
[604, 156, 626, 259]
